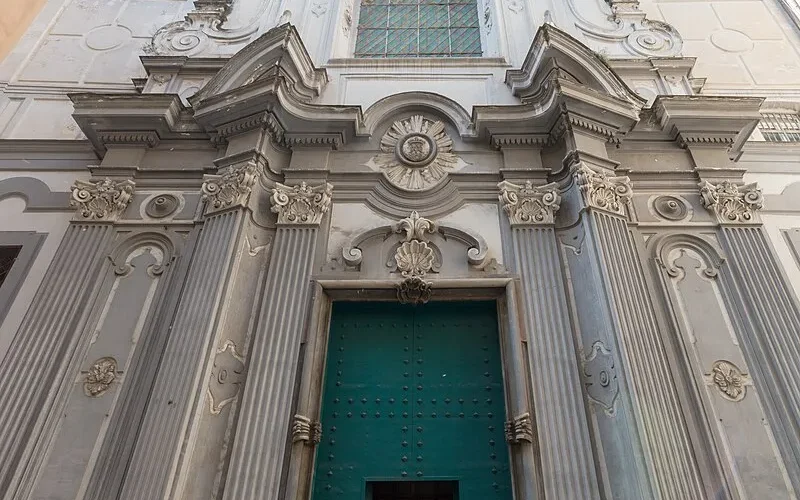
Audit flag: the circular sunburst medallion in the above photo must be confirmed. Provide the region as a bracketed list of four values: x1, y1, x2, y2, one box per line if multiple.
[367, 115, 466, 192]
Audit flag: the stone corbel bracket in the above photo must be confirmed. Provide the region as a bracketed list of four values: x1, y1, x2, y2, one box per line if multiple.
[699, 180, 763, 224]
[292, 414, 322, 445]
[504, 412, 534, 444]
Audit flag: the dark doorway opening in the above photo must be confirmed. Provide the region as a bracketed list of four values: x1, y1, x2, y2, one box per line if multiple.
[367, 480, 459, 500]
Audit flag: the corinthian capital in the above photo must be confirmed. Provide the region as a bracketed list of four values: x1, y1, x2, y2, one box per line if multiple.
[70, 178, 135, 221]
[574, 164, 632, 216]
[699, 180, 763, 224]
[201, 161, 263, 214]
[270, 181, 333, 225]
[498, 180, 561, 226]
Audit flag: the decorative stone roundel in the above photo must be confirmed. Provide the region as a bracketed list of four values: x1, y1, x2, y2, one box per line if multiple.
[145, 194, 180, 218]
[366, 115, 465, 192]
[653, 195, 688, 221]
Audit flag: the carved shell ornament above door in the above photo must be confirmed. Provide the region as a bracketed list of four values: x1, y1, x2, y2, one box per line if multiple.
[366, 115, 467, 191]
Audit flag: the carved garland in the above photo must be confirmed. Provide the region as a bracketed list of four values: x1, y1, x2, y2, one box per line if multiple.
[574, 164, 632, 216]
[498, 180, 562, 225]
[270, 181, 333, 225]
[70, 178, 135, 220]
[699, 181, 763, 223]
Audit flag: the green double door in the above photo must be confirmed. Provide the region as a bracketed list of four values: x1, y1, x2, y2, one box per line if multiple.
[311, 301, 513, 500]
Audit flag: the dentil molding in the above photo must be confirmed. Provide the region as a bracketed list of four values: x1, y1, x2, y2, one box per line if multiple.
[270, 181, 333, 225]
[366, 115, 466, 192]
[699, 181, 763, 224]
[574, 165, 632, 217]
[70, 178, 135, 221]
[201, 161, 263, 214]
[498, 180, 562, 226]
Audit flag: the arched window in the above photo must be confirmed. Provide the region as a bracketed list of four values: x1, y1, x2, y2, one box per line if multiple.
[354, 0, 482, 58]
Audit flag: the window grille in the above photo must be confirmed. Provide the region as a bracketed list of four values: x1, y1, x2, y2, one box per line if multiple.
[355, 0, 482, 58]
[758, 113, 800, 142]
[0, 246, 21, 288]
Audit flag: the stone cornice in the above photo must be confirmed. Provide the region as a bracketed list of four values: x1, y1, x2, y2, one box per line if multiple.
[498, 180, 562, 226]
[699, 180, 763, 224]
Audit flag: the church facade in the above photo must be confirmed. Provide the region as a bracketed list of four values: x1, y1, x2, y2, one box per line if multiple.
[1, 0, 800, 499]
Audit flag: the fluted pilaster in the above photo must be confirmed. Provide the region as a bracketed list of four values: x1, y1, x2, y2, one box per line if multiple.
[222, 181, 331, 499]
[717, 226, 800, 492]
[0, 224, 113, 495]
[118, 210, 244, 500]
[222, 227, 319, 498]
[589, 210, 705, 499]
[499, 180, 600, 499]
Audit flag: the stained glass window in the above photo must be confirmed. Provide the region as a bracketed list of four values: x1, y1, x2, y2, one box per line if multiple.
[355, 0, 482, 58]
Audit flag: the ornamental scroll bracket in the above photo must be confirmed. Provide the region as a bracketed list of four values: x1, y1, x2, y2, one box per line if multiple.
[292, 414, 322, 444]
[498, 180, 562, 226]
[270, 181, 333, 226]
[574, 164, 632, 217]
[71, 178, 135, 221]
[504, 412, 534, 444]
[699, 180, 763, 224]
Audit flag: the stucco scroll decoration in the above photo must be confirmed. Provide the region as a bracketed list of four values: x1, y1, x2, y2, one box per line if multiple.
[208, 340, 245, 415]
[699, 181, 763, 223]
[366, 115, 466, 192]
[84, 357, 117, 397]
[292, 414, 322, 444]
[71, 178, 135, 220]
[271, 181, 333, 225]
[583, 341, 620, 416]
[707, 360, 749, 402]
[498, 180, 562, 225]
[575, 164, 632, 217]
[202, 161, 262, 214]
[146, 0, 259, 56]
[504, 413, 534, 444]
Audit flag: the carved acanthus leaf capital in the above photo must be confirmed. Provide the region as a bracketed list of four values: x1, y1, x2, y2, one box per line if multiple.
[699, 180, 763, 224]
[70, 178, 135, 221]
[574, 164, 632, 216]
[504, 412, 534, 444]
[498, 180, 561, 226]
[271, 181, 333, 225]
[292, 414, 322, 444]
[202, 161, 263, 214]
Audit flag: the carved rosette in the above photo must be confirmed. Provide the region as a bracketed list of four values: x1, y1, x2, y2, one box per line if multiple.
[574, 165, 632, 217]
[708, 360, 748, 402]
[292, 414, 322, 444]
[583, 341, 620, 416]
[271, 181, 333, 225]
[367, 115, 465, 191]
[504, 412, 534, 444]
[202, 161, 262, 214]
[699, 181, 763, 223]
[70, 178, 135, 221]
[498, 180, 562, 226]
[84, 357, 117, 397]
[208, 340, 245, 415]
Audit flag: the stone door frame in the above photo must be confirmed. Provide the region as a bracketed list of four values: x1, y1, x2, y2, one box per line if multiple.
[284, 277, 541, 500]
